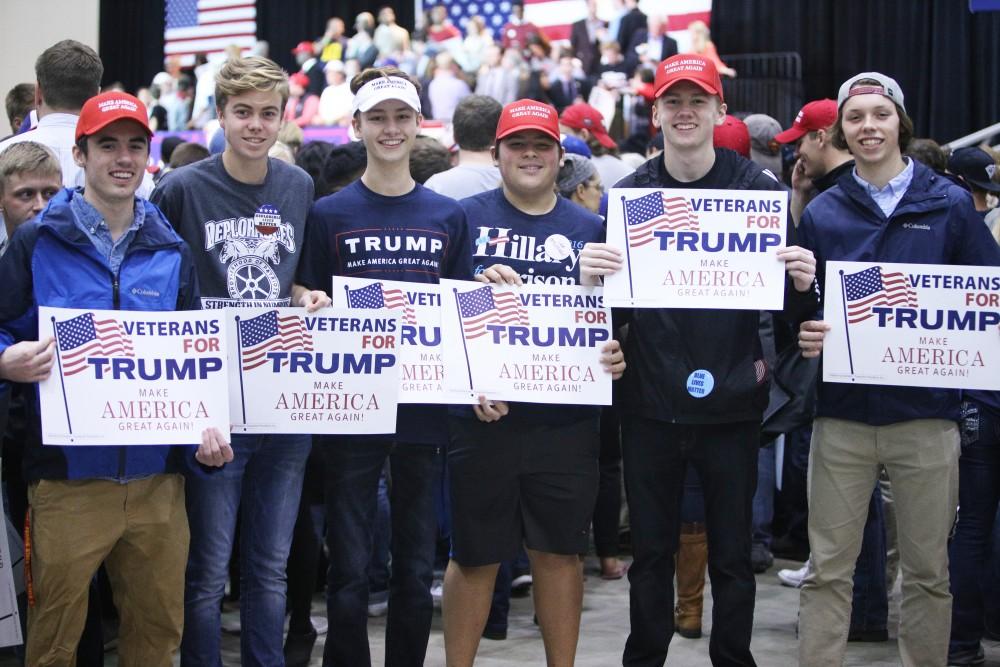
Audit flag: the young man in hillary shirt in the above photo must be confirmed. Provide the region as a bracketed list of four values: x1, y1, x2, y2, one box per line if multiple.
[442, 99, 625, 667]
[295, 66, 472, 667]
[579, 54, 818, 666]
[151, 56, 328, 667]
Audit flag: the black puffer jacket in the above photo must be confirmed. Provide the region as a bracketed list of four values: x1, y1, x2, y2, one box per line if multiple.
[613, 150, 819, 424]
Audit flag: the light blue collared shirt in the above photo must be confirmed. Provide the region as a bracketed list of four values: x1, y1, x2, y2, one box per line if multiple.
[852, 157, 914, 218]
[70, 190, 145, 276]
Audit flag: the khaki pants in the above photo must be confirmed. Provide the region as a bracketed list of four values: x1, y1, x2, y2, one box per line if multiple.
[798, 417, 958, 667]
[26, 474, 188, 667]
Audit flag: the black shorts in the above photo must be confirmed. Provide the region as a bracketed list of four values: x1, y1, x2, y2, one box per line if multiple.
[447, 416, 600, 567]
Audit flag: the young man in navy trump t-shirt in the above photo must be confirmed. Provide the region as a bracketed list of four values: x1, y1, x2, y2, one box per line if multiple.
[296, 66, 472, 667]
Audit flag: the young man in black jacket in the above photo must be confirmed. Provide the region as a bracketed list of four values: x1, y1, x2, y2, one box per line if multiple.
[580, 54, 817, 667]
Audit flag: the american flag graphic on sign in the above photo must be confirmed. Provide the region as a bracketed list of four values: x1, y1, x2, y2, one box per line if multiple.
[456, 286, 529, 339]
[54, 313, 134, 377]
[624, 193, 699, 248]
[843, 266, 918, 324]
[346, 283, 417, 325]
[239, 310, 313, 371]
[165, 0, 257, 65]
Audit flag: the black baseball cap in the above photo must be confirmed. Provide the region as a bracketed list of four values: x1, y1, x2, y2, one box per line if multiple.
[948, 147, 1000, 193]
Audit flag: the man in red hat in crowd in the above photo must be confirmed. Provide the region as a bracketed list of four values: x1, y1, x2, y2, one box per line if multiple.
[559, 102, 635, 188]
[773, 99, 852, 225]
[0, 91, 231, 666]
[580, 53, 818, 666]
[442, 98, 624, 667]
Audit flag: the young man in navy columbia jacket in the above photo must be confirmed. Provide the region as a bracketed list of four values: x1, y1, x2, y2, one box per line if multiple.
[795, 72, 1000, 667]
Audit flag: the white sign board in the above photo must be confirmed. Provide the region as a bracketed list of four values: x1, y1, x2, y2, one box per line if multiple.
[605, 188, 788, 309]
[227, 308, 401, 433]
[822, 261, 1000, 390]
[440, 280, 613, 405]
[331, 277, 451, 403]
[39, 307, 230, 445]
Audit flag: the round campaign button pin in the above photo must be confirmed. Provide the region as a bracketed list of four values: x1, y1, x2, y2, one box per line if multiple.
[686, 370, 714, 398]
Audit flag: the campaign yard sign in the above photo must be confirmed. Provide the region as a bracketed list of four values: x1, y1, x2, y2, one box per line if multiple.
[227, 308, 401, 434]
[822, 261, 1000, 390]
[39, 307, 230, 445]
[440, 280, 613, 405]
[331, 277, 451, 403]
[604, 188, 788, 309]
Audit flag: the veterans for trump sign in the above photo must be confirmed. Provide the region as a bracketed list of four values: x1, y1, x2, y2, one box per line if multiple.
[604, 188, 789, 309]
[440, 280, 613, 405]
[822, 261, 1000, 390]
[38, 307, 230, 445]
[332, 277, 452, 404]
[227, 308, 401, 434]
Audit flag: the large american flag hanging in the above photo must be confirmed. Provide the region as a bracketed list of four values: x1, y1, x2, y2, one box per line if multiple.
[165, 0, 257, 65]
[441, 0, 712, 45]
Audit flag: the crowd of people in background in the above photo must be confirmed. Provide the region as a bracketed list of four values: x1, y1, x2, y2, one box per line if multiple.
[1, 3, 1000, 667]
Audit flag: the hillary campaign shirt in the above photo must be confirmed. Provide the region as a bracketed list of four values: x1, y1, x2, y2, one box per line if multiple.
[460, 188, 606, 426]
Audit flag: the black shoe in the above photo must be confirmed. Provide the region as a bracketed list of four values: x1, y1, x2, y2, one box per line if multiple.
[847, 627, 888, 642]
[947, 645, 985, 666]
[771, 534, 810, 562]
[482, 627, 507, 640]
[284, 627, 318, 667]
[751, 544, 773, 574]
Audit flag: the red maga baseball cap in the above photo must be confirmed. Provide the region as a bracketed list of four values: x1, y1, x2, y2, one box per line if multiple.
[774, 99, 838, 144]
[289, 72, 310, 89]
[496, 99, 561, 143]
[292, 41, 315, 56]
[75, 91, 152, 142]
[559, 103, 616, 150]
[653, 54, 724, 101]
[713, 114, 750, 158]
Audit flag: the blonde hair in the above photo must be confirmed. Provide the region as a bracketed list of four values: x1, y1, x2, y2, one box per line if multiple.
[215, 56, 290, 113]
[0, 141, 61, 197]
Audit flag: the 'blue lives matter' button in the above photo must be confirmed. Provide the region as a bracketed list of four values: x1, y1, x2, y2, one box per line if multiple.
[686, 370, 714, 398]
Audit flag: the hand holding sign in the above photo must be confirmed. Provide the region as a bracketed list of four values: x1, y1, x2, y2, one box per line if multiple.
[776, 246, 817, 293]
[579, 243, 624, 286]
[799, 320, 830, 358]
[0, 337, 55, 383]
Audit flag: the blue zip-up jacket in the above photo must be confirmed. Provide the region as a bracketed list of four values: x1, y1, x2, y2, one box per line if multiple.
[0, 188, 202, 483]
[798, 159, 1000, 426]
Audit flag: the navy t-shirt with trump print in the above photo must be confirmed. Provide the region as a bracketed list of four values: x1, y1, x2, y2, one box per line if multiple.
[297, 178, 473, 445]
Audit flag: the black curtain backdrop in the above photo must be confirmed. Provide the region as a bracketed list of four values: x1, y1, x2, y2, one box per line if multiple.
[99, 0, 997, 142]
[99, 0, 416, 93]
[712, 0, 1000, 144]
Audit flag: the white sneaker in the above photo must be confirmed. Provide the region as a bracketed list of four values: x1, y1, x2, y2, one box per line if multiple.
[430, 580, 444, 609]
[367, 590, 389, 617]
[777, 559, 812, 588]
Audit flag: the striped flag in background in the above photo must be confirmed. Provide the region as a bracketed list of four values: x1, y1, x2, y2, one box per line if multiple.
[164, 0, 257, 64]
[441, 0, 712, 45]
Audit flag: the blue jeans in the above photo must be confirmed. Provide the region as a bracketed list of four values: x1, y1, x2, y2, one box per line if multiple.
[850, 486, 888, 633]
[181, 434, 312, 667]
[321, 440, 438, 667]
[752, 440, 776, 550]
[949, 400, 1000, 656]
[368, 465, 391, 594]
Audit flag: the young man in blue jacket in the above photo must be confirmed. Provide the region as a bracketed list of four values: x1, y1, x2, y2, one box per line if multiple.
[0, 91, 231, 667]
[580, 54, 818, 666]
[796, 72, 1000, 667]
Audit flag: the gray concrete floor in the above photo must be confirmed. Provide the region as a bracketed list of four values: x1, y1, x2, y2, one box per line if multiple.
[212, 556, 1000, 666]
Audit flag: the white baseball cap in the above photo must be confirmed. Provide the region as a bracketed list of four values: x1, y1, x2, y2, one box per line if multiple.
[351, 76, 421, 115]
